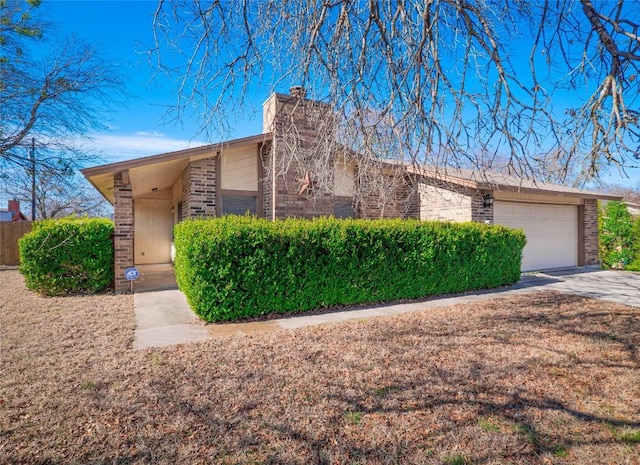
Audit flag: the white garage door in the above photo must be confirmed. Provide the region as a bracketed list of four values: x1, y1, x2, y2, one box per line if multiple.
[494, 202, 578, 272]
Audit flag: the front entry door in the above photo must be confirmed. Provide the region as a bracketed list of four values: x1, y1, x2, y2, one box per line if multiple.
[134, 198, 172, 264]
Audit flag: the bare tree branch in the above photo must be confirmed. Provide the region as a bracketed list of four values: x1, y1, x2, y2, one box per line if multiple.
[151, 0, 640, 189]
[1, 1, 125, 176]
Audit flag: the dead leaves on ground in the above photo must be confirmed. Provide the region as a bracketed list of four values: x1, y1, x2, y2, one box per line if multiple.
[1, 270, 639, 464]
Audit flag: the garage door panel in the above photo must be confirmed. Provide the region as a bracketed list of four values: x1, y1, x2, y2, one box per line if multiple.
[494, 202, 577, 272]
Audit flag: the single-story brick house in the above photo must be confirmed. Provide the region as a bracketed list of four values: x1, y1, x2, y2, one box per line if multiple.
[82, 87, 620, 292]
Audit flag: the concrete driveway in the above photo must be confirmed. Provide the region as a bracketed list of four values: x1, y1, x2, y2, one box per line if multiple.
[530, 268, 640, 308]
[132, 267, 640, 349]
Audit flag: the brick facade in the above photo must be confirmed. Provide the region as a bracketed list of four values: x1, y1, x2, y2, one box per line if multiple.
[356, 170, 418, 219]
[470, 191, 494, 224]
[180, 164, 191, 221]
[261, 141, 274, 219]
[419, 182, 473, 221]
[272, 168, 335, 219]
[113, 171, 134, 293]
[104, 89, 610, 293]
[418, 180, 493, 224]
[265, 90, 337, 219]
[581, 198, 599, 266]
[180, 157, 217, 218]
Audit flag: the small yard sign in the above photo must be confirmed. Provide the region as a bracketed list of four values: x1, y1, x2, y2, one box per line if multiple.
[124, 267, 139, 281]
[124, 266, 139, 293]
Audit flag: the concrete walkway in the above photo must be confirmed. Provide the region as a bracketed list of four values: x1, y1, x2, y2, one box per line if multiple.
[132, 267, 640, 349]
[133, 290, 211, 349]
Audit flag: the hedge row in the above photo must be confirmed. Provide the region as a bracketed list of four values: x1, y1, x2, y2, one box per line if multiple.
[599, 200, 640, 270]
[19, 217, 114, 296]
[174, 216, 526, 322]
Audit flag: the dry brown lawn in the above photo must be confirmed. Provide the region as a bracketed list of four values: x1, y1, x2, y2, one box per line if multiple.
[1, 269, 639, 464]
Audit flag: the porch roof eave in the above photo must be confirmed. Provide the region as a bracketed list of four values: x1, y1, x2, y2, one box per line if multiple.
[81, 133, 273, 204]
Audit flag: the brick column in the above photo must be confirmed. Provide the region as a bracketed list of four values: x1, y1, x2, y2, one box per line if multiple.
[180, 164, 192, 221]
[113, 171, 134, 293]
[189, 158, 217, 216]
[261, 141, 274, 220]
[582, 198, 599, 266]
[267, 90, 337, 219]
[181, 158, 217, 218]
[471, 191, 494, 224]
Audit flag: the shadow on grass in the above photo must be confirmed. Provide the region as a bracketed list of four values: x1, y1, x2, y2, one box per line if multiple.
[4, 286, 639, 465]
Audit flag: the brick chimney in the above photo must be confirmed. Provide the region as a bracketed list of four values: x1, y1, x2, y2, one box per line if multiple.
[262, 86, 331, 134]
[261, 86, 338, 219]
[8, 199, 19, 217]
[288, 85, 306, 98]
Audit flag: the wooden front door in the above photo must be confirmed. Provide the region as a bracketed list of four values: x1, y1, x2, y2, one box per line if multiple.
[134, 198, 172, 264]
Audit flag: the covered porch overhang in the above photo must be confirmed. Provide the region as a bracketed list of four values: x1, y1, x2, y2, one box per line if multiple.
[81, 133, 272, 293]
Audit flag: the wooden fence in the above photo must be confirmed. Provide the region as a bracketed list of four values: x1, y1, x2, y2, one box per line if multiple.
[0, 222, 32, 266]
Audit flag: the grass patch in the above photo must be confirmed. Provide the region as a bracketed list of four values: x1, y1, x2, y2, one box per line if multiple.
[345, 411, 363, 426]
[443, 453, 469, 465]
[551, 446, 569, 457]
[79, 380, 95, 390]
[149, 352, 164, 365]
[478, 417, 500, 432]
[512, 423, 540, 447]
[607, 423, 640, 444]
[2, 269, 639, 465]
[373, 385, 398, 397]
[618, 430, 640, 444]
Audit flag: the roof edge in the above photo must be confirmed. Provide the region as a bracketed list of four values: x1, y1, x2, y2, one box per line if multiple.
[407, 166, 623, 201]
[81, 133, 273, 178]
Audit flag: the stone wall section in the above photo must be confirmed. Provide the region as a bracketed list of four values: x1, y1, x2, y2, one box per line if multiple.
[113, 171, 134, 293]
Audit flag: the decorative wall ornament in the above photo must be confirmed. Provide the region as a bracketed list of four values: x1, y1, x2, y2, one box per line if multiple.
[295, 171, 315, 196]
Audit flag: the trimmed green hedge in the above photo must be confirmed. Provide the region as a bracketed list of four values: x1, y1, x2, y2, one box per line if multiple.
[174, 216, 526, 322]
[599, 200, 638, 270]
[19, 217, 114, 295]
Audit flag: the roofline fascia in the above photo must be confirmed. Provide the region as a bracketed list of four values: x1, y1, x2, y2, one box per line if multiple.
[488, 184, 623, 201]
[81, 133, 273, 178]
[406, 166, 622, 201]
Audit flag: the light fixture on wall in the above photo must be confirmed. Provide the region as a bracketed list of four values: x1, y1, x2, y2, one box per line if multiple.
[482, 193, 494, 208]
[151, 187, 158, 192]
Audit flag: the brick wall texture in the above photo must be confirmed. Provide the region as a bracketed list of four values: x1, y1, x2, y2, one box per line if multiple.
[113, 171, 134, 293]
[418, 181, 494, 224]
[267, 92, 337, 219]
[470, 191, 494, 224]
[582, 198, 599, 265]
[356, 169, 418, 219]
[261, 141, 274, 219]
[182, 158, 217, 218]
[419, 183, 473, 221]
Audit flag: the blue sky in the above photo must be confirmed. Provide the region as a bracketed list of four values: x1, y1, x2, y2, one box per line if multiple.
[6, 0, 640, 198]
[40, 0, 266, 163]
